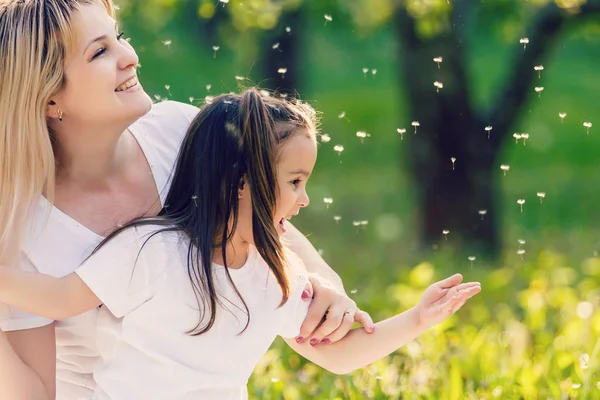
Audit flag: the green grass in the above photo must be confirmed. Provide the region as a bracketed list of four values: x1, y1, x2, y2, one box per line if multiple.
[118, 7, 600, 397]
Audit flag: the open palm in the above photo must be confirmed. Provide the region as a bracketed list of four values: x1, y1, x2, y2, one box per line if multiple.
[416, 274, 481, 328]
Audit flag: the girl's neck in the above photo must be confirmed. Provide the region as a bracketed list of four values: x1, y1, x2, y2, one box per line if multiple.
[212, 234, 250, 270]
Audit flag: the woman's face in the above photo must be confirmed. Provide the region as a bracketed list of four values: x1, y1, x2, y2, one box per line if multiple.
[50, 2, 152, 126]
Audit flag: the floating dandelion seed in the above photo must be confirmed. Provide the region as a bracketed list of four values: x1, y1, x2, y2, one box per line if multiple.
[518, 239, 526, 247]
[442, 230, 450, 240]
[333, 215, 342, 224]
[212, 45, 220, 58]
[189, 97, 194, 103]
[517, 199, 526, 213]
[323, 198, 333, 208]
[371, 69, 377, 75]
[352, 221, 361, 227]
[485, 126, 493, 139]
[235, 76, 245, 81]
[219, 0, 229, 4]
[285, 26, 291, 33]
[433, 56, 443, 68]
[517, 249, 526, 260]
[450, 157, 456, 170]
[272, 42, 280, 50]
[324, 14, 332, 26]
[397, 128, 406, 140]
[333, 145, 344, 155]
[468, 256, 476, 268]
[537, 192, 546, 203]
[500, 164, 510, 176]
[520, 37, 529, 49]
[162, 39, 172, 47]
[338, 111, 346, 119]
[320, 134, 331, 143]
[356, 131, 370, 144]
[584, 121, 592, 134]
[559, 112, 567, 123]
[362, 67, 369, 78]
[204, 95, 214, 104]
[513, 133, 522, 143]
[191, 195, 198, 207]
[411, 121, 420, 134]
[434, 81, 443, 93]
[534, 87, 544, 98]
[350, 288, 358, 294]
[206, 84, 212, 91]
[521, 133, 529, 146]
[277, 68, 287, 78]
[534, 65, 544, 79]
[580, 353, 590, 369]
[478, 210, 487, 220]
[164, 85, 171, 96]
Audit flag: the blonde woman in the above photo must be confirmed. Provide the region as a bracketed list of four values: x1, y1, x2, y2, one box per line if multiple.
[0, 1, 373, 399]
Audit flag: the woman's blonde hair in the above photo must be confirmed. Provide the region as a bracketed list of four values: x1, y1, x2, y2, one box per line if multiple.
[0, 0, 114, 265]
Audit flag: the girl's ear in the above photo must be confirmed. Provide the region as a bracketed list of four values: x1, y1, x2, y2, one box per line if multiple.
[238, 178, 249, 199]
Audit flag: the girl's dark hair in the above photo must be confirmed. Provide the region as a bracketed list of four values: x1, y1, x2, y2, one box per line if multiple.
[98, 88, 317, 335]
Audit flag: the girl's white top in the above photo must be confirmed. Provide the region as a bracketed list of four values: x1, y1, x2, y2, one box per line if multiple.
[76, 227, 309, 400]
[0, 101, 199, 399]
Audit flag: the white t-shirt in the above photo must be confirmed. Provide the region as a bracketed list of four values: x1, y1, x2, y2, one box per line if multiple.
[0, 100, 199, 399]
[75, 227, 309, 400]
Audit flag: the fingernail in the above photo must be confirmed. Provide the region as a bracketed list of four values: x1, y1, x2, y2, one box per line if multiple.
[321, 338, 331, 345]
[369, 325, 376, 332]
[295, 336, 304, 344]
[301, 290, 311, 300]
[310, 338, 319, 346]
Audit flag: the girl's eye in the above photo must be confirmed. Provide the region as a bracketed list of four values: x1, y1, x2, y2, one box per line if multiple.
[291, 179, 302, 187]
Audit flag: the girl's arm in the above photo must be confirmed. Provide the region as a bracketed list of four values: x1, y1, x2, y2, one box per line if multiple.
[284, 274, 481, 375]
[0, 267, 101, 320]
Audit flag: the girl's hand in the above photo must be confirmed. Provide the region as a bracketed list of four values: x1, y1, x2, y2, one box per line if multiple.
[416, 273, 481, 328]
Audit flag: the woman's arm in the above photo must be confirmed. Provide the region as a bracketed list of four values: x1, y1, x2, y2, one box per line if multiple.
[0, 267, 101, 320]
[283, 222, 344, 290]
[283, 223, 374, 342]
[0, 325, 56, 400]
[285, 274, 481, 374]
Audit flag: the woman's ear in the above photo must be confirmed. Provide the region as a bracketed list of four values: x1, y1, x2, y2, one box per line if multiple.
[238, 178, 248, 199]
[46, 99, 60, 120]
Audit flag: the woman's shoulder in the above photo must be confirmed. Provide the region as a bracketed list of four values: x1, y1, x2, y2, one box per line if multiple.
[130, 100, 200, 142]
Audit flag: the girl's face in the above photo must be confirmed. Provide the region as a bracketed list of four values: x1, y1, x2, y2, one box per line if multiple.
[238, 130, 317, 244]
[49, 3, 152, 127]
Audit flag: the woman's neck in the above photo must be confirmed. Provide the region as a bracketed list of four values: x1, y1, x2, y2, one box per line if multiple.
[52, 123, 134, 185]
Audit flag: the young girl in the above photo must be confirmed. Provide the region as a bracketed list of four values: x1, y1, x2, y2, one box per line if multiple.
[0, 89, 480, 399]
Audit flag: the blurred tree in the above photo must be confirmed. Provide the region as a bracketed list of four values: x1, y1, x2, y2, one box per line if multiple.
[118, 0, 600, 256]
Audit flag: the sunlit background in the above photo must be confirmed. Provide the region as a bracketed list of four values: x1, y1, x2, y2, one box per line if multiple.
[116, 0, 600, 398]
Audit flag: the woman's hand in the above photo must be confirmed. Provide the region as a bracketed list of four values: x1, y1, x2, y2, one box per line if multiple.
[415, 273, 481, 328]
[296, 275, 374, 346]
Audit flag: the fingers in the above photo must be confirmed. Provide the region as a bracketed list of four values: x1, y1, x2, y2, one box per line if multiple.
[437, 273, 463, 289]
[313, 308, 355, 345]
[447, 285, 481, 314]
[301, 281, 313, 301]
[354, 310, 375, 334]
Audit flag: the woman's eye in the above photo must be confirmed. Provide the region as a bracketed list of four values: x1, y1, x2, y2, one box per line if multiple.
[91, 48, 106, 60]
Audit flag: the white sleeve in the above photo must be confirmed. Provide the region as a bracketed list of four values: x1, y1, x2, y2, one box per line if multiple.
[277, 253, 311, 339]
[74, 227, 168, 318]
[0, 253, 53, 331]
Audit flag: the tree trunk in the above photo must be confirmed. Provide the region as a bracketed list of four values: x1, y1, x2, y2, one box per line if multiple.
[395, 11, 502, 256]
[260, 10, 302, 95]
